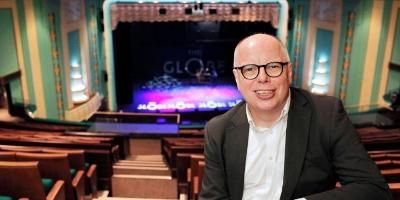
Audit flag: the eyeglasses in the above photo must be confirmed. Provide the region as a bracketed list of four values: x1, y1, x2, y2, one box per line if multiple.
[233, 62, 289, 80]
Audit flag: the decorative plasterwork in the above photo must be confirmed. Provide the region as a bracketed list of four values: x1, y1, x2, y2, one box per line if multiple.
[111, 3, 279, 30]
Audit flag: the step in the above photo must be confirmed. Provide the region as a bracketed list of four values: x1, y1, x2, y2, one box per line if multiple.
[112, 175, 177, 199]
[113, 165, 170, 176]
[116, 161, 167, 167]
[127, 155, 164, 161]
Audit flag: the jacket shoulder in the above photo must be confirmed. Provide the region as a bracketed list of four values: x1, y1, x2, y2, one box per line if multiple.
[291, 87, 341, 109]
[205, 101, 245, 133]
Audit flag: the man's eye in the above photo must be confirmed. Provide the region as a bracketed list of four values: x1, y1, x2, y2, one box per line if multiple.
[269, 65, 280, 69]
[244, 66, 256, 72]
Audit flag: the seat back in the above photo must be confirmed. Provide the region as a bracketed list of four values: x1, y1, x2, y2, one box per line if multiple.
[0, 145, 43, 153]
[0, 152, 16, 161]
[0, 161, 47, 200]
[42, 148, 86, 170]
[16, 152, 74, 200]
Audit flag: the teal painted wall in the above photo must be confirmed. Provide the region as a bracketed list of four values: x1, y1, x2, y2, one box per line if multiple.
[370, 0, 393, 106]
[85, 0, 106, 97]
[31, 0, 60, 119]
[0, 0, 111, 119]
[391, 9, 400, 65]
[0, 8, 19, 75]
[16, 0, 36, 106]
[335, 1, 358, 98]
[344, 0, 373, 112]
[386, 8, 400, 93]
[0, 7, 23, 104]
[68, 30, 82, 67]
[289, 0, 399, 112]
[287, 0, 310, 87]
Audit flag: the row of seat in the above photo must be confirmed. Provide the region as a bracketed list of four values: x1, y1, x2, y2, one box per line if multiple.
[0, 160, 65, 200]
[161, 137, 203, 177]
[176, 153, 205, 200]
[0, 127, 123, 194]
[357, 127, 400, 150]
[0, 147, 95, 200]
[0, 119, 88, 132]
[160, 137, 205, 199]
[368, 149, 400, 199]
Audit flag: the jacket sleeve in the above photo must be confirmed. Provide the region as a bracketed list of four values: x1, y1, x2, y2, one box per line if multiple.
[305, 98, 393, 200]
[199, 121, 230, 200]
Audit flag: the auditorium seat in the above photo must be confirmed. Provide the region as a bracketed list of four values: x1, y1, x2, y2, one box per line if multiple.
[42, 148, 98, 198]
[197, 160, 205, 199]
[0, 161, 65, 200]
[16, 152, 85, 200]
[176, 153, 192, 199]
[389, 182, 400, 200]
[189, 154, 205, 200]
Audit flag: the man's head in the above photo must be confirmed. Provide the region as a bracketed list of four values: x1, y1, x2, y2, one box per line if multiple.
[233, 33, 292, 115]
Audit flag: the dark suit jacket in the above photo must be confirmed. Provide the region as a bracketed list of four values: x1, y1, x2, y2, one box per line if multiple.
[199, 87, 392, 200]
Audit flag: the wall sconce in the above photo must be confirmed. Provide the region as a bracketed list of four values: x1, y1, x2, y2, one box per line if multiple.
[311, 58, 329, 95]
[70, 63, 88, 103]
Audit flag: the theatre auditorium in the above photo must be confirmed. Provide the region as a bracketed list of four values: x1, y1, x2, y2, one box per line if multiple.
[0, 0, 399, 199]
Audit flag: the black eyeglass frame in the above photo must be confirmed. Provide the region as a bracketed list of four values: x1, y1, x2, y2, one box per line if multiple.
[233, 62, 290, 80]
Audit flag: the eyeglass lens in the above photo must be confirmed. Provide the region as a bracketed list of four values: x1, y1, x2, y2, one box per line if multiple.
[241, 62, 283, 79]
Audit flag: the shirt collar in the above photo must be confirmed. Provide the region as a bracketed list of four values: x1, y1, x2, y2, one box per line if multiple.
[246, 90, 291, 129]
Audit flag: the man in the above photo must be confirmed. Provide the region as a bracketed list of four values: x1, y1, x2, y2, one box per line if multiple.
[199, 33, 392, 200]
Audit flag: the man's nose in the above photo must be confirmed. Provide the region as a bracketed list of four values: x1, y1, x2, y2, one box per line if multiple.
[257, 67, 270, 82]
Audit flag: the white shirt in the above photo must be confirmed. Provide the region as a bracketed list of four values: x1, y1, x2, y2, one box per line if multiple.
[242, 94, 291, 200]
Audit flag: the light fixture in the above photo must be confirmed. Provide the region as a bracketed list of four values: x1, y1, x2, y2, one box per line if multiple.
[70, 62, 88, 103]
[311, 58, 329, 95]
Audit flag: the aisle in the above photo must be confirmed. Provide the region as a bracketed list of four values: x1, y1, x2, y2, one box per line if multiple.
[106, 139, 177, 200]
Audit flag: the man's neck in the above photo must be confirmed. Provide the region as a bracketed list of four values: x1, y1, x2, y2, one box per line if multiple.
[250, 106, 284, 128]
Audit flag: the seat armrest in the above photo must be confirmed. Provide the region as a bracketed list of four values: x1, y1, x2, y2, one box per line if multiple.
[46, 180, 65, 200]
[86, 164, 98, 198]
[72, 170, 85, 200]
[178, 182, 189, 199]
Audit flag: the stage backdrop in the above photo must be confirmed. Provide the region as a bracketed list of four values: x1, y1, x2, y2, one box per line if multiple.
[113, 21, 276, 113]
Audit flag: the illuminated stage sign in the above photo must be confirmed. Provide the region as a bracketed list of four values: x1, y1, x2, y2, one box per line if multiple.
[128, 79, 242, 112]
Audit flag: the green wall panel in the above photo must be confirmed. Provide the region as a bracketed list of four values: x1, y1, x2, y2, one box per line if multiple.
[85, 0, 106, 97]
[391, 9, 400, 65]
[386, 8, 400, 94]
[370, 0, 393, 106]
[287, 0, 310, 87]
[344, 0, 373, 112]
[16, 0, 36, 106]
[32, 0, 59, 119]
[68, 30, 81, 66]
[0, 8, 19, 76]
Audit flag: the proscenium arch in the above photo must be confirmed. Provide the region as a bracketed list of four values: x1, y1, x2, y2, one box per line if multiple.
[103, 0, 289, 111]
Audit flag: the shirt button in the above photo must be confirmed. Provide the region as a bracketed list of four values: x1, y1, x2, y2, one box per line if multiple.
[269, 156, 273, 160]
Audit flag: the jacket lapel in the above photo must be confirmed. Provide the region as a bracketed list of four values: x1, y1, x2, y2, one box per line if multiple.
[224, 103, 249, 200]
[280, 89, 311, 200]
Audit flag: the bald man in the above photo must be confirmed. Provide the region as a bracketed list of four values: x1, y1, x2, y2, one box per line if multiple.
[199, 34, 392, 200]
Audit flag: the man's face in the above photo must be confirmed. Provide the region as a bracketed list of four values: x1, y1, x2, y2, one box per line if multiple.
[233, 36, 292, 114]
